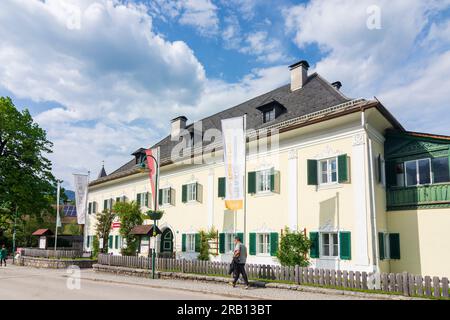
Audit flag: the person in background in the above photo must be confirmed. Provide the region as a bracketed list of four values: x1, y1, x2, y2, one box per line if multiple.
[0, 244, 7, 267]
[229, 236, 249, 289]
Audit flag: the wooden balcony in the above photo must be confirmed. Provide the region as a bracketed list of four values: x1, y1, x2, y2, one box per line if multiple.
[387, 183, 450, 210]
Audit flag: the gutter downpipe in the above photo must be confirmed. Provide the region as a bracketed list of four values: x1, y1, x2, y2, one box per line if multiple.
[362, 110, 379, 274]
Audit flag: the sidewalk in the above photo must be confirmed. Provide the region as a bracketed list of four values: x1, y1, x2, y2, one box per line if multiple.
[87, 266, 400, 300]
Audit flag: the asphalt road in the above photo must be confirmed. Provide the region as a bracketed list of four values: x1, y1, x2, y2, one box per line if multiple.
[0, 264, 232, 300]
[0, 263, 370, 300]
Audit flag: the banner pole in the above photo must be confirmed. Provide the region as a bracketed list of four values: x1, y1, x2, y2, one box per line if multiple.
[84, 171, 90, 252]
[54, 181, 60, 252]
[243, 114, 247, 244]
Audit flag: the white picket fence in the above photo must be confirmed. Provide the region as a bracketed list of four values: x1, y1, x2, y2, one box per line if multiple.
[97, 254, 449, 299]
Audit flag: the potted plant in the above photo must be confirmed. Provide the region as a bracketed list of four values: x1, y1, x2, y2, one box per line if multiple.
[146, 210, 164, 221]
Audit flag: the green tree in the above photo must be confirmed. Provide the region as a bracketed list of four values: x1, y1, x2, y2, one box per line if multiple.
[277, 227, 311, 267]
[0, 97, 56, 217]
[92, 236, 100, 259]
[95, 209, 115, 253]
[114, 201, 142, 256]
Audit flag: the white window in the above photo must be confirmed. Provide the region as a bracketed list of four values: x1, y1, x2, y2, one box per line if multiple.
[263, 108, 276, 123]
[161, 188, 171, 206]
[383, 233, 391, 259]
[256, 169, 272, 193]
[321, 233, 339, 257]
[187, 183, 197, 202]
[404, 158, 431, 186]
[256, 233, 270, 255]
[225, 233, 235, 253]
[186, 234, 196, 252]
[319, 158, 337, 185]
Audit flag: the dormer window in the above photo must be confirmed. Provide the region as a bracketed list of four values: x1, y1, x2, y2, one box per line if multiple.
[263, 108, 276, 123]
[257, 100, 286, 124]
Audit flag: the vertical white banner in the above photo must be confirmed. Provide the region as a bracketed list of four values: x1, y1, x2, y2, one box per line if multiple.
[221, 116, 245, 210]
[56, 181, 61, 227]
[73, 174, 89, 225]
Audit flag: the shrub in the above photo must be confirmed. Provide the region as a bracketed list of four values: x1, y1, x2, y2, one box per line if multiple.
[277, 227, 311, 267]
[92, 236, 99, 259]
[198, 230, 210, 261]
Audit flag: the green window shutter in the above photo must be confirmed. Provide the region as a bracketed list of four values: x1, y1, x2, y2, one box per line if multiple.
[182, 185, 187, 203]
[389, 233, 401, 259]
[249, 233, 256, 255]
[378, 233, 385, 260]
[158, 189, 162, 206]
[270, 168, 275, 192]
[338, 154, 349, 183]
[218, 177, 226, 198]
[87, 235, 90, 248]
[219, 233, 225, 254]
[339, 232, 351, 260]
[307, 160, 318, 185]
[195, 233, 201, 253]
[270, 232, 279, 256]
[237, 232, 244, 245]
[145, 192, 150, 207]
[104, 199, 108, 210]
[88, 203, 91, 214]
[182, 234, 186, 252]
[309, 232, 319, 258]
[115, 235, 119, 249]
[136, 193, 141, 206]
[248, 172, 256, 194]
[116, 197, 121, 203]
[385, 161, 396, 187]
[377, 155, 382, 183]
[108, 235, 113, 249]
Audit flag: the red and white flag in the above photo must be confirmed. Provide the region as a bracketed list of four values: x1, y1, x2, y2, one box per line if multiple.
[145, 146, 160, 210]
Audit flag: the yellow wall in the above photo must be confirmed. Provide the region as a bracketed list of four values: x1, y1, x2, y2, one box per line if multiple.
[388, 208, 450, 278]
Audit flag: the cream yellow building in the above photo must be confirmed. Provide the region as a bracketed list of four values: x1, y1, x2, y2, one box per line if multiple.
[84, 60, 450, 277]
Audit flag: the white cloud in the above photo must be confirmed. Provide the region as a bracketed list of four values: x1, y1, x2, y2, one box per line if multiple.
[149, 0, 219, 36]
[284, 0, 450, 134]
[222, 15, 242, 49]
[240, 31, 289, 63]
[0, 0, 290, 188]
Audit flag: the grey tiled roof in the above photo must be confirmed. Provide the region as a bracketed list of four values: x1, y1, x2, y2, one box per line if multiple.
[91, 73, 351, 186]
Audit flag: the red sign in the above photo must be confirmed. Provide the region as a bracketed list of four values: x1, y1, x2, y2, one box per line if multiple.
[112, 222, 121, 229]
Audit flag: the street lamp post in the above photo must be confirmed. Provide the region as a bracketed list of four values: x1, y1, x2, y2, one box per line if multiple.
[140, 153, 159, 280]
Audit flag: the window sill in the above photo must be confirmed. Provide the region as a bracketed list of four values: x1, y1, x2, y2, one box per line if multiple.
[160, 204, 173, 209]
[317, 183, 342, 191]
[253, 191, 276, 198]
[185, 201, 200, 205]
[319, 256, 340, 261]
[256, 253, 271, 257]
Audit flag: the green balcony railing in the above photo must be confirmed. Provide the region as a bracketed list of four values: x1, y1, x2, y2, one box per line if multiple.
[387, 183, 450, 210]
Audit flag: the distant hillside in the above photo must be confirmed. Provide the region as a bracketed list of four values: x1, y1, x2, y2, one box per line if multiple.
[64, 190, 75, 201]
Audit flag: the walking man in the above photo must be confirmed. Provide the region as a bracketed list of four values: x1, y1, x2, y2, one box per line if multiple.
[230, 236, 249, 289]
[0, 244, 7, 267]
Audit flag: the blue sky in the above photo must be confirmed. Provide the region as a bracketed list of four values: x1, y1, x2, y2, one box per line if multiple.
[1, 0, 450, 188]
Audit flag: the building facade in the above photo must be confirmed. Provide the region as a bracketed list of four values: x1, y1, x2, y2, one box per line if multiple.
[84, 60, 450, 277]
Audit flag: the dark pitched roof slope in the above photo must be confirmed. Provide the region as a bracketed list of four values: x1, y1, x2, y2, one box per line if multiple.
[90, 73, 351, 186]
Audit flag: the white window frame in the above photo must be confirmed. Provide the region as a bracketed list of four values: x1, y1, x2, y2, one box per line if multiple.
[161, 187, 171, 206]
[186, 233, 196, 252]
[186, 183, 197, 202]
[404, 158, 432, 187]
[256, 233, 270, 256]
[256, 169, 272, 194]
[263, 108, 276, 123]
[318, 157, 338, 185]
[320, 232, 339, 258]
[383, 233, 391, 260]
[224, 233, 235, 253]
